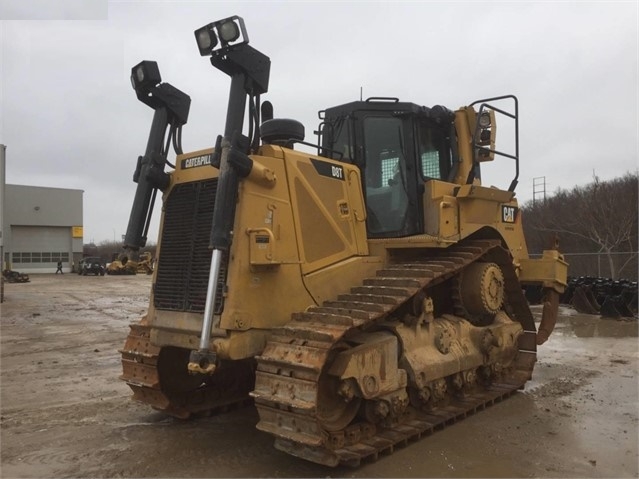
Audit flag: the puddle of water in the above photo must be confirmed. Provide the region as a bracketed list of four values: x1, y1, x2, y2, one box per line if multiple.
[532, 305, 638, 338]
[565, 315, 639, 338]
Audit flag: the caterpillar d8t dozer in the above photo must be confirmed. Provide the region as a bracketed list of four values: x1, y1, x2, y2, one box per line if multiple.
[119, 15, 568, 467]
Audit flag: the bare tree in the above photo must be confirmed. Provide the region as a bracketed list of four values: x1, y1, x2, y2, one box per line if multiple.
[522, 172, 638, 279]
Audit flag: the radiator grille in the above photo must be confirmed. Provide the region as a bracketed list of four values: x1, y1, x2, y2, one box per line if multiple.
[154, 179, 227, 313]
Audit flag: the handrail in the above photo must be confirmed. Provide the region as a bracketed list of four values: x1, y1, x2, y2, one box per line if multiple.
[470, 95, 519, 192]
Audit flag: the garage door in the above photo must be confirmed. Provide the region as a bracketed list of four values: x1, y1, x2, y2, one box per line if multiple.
[10, 226, 71, 273]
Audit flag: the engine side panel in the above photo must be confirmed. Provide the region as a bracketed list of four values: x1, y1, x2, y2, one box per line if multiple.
[282, 149, 369, 274]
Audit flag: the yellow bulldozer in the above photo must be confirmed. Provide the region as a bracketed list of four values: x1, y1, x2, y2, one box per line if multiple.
[119, 16, 567, 467]
[136, 251, 154, 275]
[106, 253, 137, 275]
[107, 251, 153, 275]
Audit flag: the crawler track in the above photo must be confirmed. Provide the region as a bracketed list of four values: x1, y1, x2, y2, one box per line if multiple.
[252, 239, 537, 466]
[120, 324, 254, 419]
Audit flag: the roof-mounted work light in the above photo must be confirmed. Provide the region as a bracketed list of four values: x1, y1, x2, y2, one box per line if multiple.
[194, 15, 249, 56]
[129, 60, 190, 126]
[130, 60, 162, 93]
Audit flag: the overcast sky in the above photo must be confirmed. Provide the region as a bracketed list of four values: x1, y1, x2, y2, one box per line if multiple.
[1, 0, 637, 244]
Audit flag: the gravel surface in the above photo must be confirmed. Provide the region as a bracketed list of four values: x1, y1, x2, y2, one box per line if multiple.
[1, 273, 637, 478]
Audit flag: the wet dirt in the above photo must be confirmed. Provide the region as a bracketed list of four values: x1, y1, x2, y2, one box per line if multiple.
[1, 274, 637, 478]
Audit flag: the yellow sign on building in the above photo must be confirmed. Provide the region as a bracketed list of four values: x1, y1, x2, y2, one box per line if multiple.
[72, 226, 83, 238]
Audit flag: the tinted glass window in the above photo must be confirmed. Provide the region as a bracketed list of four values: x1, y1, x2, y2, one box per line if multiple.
[363, 117, 410, 234]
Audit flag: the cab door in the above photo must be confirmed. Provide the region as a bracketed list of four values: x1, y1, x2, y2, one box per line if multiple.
[358, 114, 422, 238]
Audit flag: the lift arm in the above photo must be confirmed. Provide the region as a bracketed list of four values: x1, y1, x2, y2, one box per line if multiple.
[188, 16, 271, 374]
[123, 60, 191, 251]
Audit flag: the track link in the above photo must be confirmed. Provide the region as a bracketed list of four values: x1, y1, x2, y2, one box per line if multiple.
[119, 323, 254, 419]
[252, 239, 537, 466]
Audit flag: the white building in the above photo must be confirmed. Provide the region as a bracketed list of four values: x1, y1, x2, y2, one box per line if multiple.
[2, 184, 83, 273]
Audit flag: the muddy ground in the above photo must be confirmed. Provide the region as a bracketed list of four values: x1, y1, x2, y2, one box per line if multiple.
[1, 273, 637, 478]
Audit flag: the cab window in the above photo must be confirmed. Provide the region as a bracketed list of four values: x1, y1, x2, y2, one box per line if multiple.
[325, 117, 353, 163]
[417, 123, 452, 180]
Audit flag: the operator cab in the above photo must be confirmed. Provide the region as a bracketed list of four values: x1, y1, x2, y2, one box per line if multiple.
[319, 98, 458, 238]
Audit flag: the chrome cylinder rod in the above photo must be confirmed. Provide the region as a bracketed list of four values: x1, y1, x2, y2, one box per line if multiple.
[199, 248, 223, 351]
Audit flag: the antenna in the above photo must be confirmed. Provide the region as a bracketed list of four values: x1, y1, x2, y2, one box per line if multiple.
[360, 86, 363, 101]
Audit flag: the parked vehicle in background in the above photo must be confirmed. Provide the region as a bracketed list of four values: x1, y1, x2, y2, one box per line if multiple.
[106, 254, 137, 275]
[80, 257, 105, 276]
[2, 269, 30, 283]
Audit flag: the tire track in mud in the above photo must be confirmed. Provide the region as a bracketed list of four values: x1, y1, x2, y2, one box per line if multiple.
[1, 399, 281, 478]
